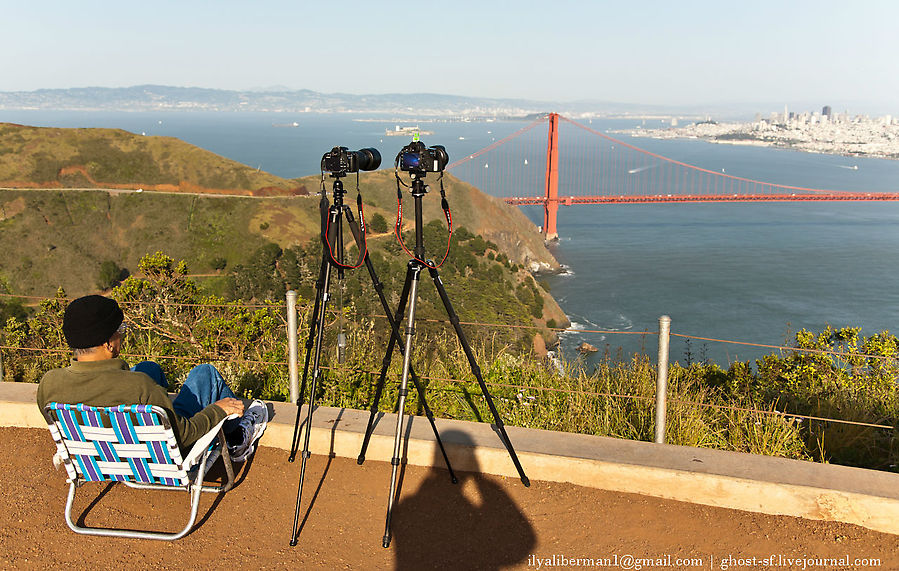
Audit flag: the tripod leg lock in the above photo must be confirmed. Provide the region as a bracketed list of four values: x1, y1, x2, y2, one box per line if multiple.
[397, 388, 409, 397]
[405, 325, 415, 337]
[390, 457, 401, 466]
[302, 451, 312, 459]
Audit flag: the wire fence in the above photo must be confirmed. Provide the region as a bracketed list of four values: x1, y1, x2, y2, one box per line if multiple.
[1, 291, 895, 433]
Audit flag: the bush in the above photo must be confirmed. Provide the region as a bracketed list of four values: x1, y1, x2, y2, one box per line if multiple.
[0, 299, 28, 323]
[97, 260, 128, 290]
[368, 212, 389, 234]
[7, 251, 899, 471]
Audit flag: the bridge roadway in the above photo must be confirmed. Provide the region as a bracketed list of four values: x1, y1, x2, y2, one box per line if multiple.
[506, 193, 899, 206]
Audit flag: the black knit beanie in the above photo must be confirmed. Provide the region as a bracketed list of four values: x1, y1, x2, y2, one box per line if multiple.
[63, 295, 124, 349]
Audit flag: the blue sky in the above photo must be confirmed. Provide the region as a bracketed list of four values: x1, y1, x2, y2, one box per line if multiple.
[4, 0, 898, 113]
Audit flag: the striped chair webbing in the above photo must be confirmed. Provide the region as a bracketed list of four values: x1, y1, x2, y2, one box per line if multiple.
[47, 403, 190, 487]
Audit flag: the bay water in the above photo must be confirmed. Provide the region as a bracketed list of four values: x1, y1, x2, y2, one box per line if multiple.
[4, 110, 899, 366]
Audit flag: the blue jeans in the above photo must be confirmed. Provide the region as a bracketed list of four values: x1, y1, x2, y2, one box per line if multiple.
[132, 361, 241, 435]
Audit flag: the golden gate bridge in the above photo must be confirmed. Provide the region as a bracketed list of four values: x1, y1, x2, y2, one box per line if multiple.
[447, 113, 899, 240]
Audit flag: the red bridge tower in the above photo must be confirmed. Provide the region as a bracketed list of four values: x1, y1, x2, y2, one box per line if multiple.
[543, 113, 560, 241]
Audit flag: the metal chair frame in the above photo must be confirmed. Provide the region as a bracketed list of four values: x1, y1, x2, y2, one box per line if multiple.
[43, 403, 237, 541]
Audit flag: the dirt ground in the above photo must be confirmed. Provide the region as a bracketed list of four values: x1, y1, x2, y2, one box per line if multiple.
[1, 426, 897, 570]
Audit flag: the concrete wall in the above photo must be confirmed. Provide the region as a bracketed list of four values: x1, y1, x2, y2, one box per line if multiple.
[6, 381, 899, 536]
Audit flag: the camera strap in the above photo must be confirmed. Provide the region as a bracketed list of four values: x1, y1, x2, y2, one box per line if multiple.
[393, 177, 453, 269]
[323, 190, 369, 270]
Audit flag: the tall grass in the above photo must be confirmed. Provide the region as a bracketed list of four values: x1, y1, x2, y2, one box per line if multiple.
[2, 271, 894, 470]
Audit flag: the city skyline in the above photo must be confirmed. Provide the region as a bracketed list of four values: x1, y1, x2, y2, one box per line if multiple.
[3, 0, 898, 114]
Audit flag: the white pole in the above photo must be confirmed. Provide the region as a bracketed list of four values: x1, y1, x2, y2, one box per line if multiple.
[654, 315, 671, 444]
[286, 290, 299, 404]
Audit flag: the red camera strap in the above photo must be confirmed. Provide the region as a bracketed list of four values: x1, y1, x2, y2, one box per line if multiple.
[393, 192, 453, 269]
[324, 193, 368, 270]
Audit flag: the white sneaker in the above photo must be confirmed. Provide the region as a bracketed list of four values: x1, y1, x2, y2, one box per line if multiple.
[229, 400, 268, 462]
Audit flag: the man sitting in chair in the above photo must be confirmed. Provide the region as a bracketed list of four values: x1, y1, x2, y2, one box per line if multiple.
[37, 295, 267, 461]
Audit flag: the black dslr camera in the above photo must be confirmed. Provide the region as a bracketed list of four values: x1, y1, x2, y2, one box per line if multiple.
[399, 141, 449, 174]
[321, 146, 381, 175]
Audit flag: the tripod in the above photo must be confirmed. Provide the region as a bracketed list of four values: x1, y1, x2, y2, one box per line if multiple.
[288, 173, 458, 547]
[359, 172, 530, 549]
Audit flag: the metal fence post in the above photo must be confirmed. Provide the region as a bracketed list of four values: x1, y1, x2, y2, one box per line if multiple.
[286, 290, 299, 404]
[654, 315, 671, 444]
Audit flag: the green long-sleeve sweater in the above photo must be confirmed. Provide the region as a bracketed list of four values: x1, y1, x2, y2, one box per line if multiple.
[37, 358, 227, 451]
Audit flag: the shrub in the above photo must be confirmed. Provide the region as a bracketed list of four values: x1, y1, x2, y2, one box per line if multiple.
[97, 260, 128, 290]
[368, 212, 389, 234]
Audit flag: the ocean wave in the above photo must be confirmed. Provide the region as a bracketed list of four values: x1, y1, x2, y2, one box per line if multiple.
[564, 313, 602, 330]
[545, 350, 565, 375]
[558, 312, 634, 336]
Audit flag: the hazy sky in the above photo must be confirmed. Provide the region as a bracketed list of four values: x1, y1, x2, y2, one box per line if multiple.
[4, 0, 898, 112]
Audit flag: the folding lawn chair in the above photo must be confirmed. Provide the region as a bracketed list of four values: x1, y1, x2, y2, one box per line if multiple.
[42, 402, 237, 540]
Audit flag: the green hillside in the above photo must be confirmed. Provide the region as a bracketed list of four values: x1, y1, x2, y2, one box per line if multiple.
[0, 123, 567, 344]
[0, 122, 306, 194]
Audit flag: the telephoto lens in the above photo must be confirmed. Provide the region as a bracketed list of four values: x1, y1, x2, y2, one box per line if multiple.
[353, 148, 381, 171]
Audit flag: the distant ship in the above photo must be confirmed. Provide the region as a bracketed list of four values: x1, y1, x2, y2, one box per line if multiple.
[272, 121, 300, 128]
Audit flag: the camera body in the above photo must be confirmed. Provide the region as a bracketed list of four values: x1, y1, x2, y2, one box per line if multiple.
[399, 141, 449, 174]
[321, 146, 381, 175]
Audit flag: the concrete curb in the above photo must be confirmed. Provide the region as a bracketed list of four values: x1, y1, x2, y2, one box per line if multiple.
[5, 381, 899, 536]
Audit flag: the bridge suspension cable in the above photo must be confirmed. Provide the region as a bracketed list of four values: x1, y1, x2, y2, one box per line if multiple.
[447, 113, 899, 239]
[445, 116, 546, 170]
[559, 116, 872, 196]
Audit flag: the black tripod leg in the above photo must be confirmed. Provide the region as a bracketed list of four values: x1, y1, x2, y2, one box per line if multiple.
[289, 252, 328, 462]
[426, 266, 531, 487]
[290, 260, 332, 545]
[357, 261, 414, 464]
[290, 204, 340, 546]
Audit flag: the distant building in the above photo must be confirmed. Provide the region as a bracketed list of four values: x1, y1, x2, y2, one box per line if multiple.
[822, 105, 832, 118]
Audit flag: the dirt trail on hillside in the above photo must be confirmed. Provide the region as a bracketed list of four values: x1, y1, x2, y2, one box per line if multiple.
[1, 427, 897, 570]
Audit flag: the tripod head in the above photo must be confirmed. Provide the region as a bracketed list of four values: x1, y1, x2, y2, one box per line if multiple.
[327, 176, 348, 206]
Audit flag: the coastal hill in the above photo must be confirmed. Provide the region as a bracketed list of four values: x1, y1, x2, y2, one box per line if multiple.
[0, 85, 670, 117]
[0, 122, 307, 195]
[0, 122, 566, 337]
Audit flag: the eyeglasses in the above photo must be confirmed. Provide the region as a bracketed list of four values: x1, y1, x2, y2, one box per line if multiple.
[116, 322, 129, 335]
